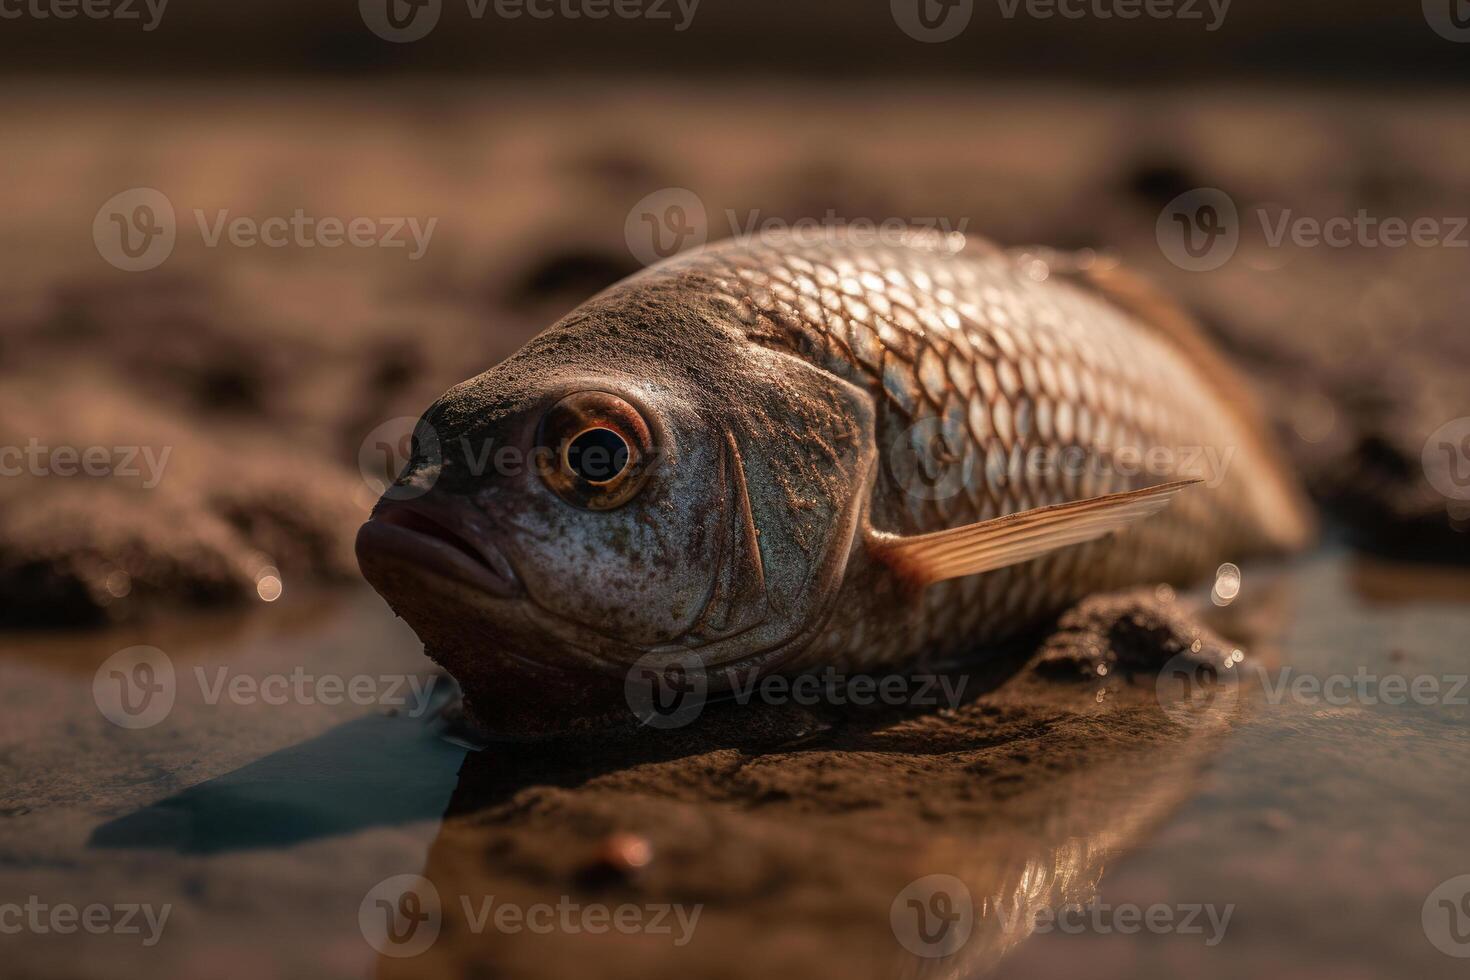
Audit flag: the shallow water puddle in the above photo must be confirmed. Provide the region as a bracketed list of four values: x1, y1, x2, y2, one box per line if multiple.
[1, 550, 1467, 978]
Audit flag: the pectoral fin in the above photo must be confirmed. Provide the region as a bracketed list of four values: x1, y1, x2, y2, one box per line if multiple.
[868, 480, 1200, 586]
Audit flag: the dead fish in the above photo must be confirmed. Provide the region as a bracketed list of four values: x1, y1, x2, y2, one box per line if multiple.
[356, 231, 1313, 733]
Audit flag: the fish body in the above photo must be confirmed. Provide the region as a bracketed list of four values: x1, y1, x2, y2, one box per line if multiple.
[356, 231, 1313, 732]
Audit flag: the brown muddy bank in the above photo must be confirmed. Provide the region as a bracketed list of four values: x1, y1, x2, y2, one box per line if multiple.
[2, 83, 1466, 626]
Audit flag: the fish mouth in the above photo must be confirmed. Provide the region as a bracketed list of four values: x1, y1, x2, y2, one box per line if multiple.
[356, 495, 522, 599]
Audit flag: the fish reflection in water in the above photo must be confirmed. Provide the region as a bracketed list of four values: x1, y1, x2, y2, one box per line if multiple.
[373, 674, 1231, 980]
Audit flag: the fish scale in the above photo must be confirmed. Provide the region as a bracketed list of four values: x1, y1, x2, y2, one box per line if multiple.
[672, 232, 1309, 671]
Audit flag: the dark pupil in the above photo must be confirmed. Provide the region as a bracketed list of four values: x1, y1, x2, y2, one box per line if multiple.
[568, 428, 629, 483]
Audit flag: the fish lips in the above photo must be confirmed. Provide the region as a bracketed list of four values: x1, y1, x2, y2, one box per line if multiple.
[356, 495, 522, 601]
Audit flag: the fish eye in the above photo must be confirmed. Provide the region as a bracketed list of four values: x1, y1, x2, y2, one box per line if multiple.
[536, 391, 655, 510]
[566, 427, 629, 484]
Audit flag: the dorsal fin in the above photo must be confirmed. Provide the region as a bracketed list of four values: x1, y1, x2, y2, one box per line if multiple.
[868, 480, 1199, 586]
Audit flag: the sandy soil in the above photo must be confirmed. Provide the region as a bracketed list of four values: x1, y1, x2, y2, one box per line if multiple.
[2, 82, 1465, 627]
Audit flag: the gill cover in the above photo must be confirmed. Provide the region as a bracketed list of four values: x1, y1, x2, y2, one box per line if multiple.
[672, 343, 877, 669]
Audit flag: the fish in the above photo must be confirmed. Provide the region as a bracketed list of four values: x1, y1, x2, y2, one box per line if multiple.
[355, 230, 1314, 734]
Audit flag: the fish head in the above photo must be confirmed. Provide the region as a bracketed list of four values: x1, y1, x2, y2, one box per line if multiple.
[355, 275, 878, 731]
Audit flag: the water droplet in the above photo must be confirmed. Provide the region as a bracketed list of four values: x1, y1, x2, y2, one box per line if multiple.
[104, 569, 132, 598]
[1291, 392, 1337, 444]
[1212, 562, 1242, 606]
[255, 566, 283, 602]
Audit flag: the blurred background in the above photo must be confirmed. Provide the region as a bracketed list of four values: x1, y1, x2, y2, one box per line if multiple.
[3, 0, 1466, 626]
[2, 2, 1468, 978]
